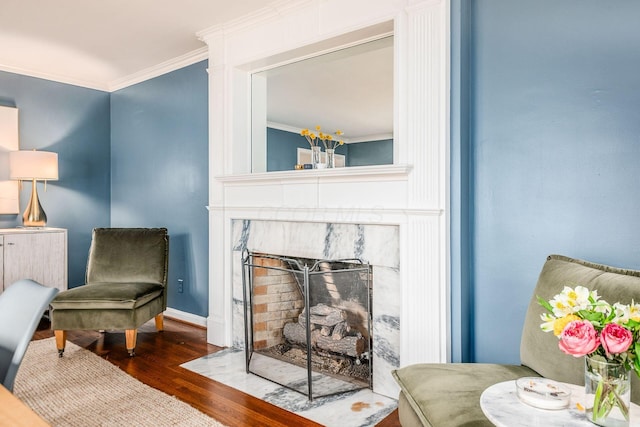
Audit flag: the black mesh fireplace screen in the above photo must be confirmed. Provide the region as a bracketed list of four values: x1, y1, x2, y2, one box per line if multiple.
[241, 251, 372, 400]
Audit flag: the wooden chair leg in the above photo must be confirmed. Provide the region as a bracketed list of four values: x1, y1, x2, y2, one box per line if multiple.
[155, 313, 164, 332]
[125, 329, 137, 357]
[54, 330, 66, 357]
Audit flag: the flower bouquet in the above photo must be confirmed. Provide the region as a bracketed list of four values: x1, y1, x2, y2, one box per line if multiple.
[317, 128, 344, 151]
[539, 286, 640, 425]
[300, 127, 321, 168]
[300, 127, 320, 148]
[300, 126, 344, 168]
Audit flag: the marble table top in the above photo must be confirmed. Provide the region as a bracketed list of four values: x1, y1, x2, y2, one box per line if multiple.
[480, 380, 640, 427]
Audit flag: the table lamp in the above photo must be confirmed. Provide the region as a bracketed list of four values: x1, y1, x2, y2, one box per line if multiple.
[9, 149, 58, 227]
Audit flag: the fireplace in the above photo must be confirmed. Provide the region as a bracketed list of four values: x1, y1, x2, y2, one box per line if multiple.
[231, 220, 401, 398]
[242, 252, 373, 399]
[204, 0, 450, 406]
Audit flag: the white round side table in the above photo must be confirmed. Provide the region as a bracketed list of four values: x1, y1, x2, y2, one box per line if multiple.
[480, 380, 640, 427]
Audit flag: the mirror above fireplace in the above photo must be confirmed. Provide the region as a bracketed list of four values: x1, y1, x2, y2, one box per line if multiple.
[251, 35, 394, 172]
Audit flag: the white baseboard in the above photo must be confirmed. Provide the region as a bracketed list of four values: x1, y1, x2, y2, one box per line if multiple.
[164, 307, 207, 328]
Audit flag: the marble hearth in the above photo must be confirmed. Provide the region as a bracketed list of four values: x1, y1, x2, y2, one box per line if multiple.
[231, 220, 400, 398]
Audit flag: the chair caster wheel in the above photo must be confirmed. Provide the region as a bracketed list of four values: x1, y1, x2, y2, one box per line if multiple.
[128, 350, 135, 357]
[58, 350, 64, 357]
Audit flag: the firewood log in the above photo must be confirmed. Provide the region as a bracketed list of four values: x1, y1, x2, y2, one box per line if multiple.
[283, 322, 364, 357]
[298, 305, 346, 328]
[331, 321, 351, 340]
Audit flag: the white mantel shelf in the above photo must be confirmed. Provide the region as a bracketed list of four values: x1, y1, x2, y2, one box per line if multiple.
[212, 163, 424, 219]
[215, 164, 413, 184]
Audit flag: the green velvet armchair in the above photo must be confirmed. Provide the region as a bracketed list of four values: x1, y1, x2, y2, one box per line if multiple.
[50, 228, 169, 357]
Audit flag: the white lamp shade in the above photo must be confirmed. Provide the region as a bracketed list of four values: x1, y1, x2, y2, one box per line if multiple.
[9, 150, 58, 180]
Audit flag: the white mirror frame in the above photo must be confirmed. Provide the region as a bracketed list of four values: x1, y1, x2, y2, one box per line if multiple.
[199, 0, 450, 368]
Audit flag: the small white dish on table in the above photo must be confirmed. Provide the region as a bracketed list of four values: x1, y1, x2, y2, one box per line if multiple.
[515, 377, 571, 410]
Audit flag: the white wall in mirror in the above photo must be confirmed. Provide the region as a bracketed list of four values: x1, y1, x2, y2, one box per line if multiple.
[0, 105, 19, 214]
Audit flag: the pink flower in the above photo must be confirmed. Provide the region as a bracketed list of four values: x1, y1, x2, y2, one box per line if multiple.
[558, 320, 600, 357]
[600, 323, 633, 355]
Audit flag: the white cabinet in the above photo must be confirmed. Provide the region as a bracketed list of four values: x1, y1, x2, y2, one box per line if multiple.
[0, 228, 67, 294]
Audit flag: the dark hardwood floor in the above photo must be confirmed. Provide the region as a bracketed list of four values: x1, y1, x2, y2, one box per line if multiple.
[32, 317, 401, 427]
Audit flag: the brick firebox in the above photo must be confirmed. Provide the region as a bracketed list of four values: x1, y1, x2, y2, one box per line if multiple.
[251, 255, 304, 350]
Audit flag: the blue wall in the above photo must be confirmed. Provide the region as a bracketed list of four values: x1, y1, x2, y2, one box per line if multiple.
[450, 0, 472, 363]
[1, 62, 210, 318]
[346, 139, 392, 167]
[454, 0, 640, 364]
[110, 61, 209, 317]
[0, 71, 111, 287]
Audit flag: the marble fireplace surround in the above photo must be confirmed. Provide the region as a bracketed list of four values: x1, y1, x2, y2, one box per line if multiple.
[200, 0, 450, 402]
[231, 220, 400, 397]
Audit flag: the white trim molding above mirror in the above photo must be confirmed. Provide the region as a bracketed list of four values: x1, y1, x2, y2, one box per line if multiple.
[198, 0, 450, 377]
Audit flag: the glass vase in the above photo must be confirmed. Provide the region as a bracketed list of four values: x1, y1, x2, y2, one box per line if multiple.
[325, 148, 335, 168]
[311, 145, 321, 169]
[585, 356, 631, 427]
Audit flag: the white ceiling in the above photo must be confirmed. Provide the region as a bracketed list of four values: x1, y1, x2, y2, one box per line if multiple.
[0, 0, 393, 140]
[0, 0, 273, 91]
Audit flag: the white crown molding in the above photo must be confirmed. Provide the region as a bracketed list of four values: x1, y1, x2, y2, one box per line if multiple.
[108, 47, 209, 92]
[0, 63, 109, 92]
[0, 46, 208, 93]
[265, 121, 301, 135]
[349, 133, 394, 143]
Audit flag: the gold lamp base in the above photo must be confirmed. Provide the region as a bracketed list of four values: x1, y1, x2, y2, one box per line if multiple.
[23, 179, 47, 227]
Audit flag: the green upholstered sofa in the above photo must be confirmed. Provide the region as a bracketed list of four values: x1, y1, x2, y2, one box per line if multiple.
[392, 254, 640, 426]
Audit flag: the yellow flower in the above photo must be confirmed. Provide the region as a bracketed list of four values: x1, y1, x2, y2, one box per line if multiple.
[553, 314, 581, 336]
[300, 125, 345, 150]
[628, 303, 640, 322]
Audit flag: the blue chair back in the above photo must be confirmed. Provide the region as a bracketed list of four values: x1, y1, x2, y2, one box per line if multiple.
[0, 279, 58, 391]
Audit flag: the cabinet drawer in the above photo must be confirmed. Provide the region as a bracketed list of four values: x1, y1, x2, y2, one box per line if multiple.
[1, 230, 67, 293]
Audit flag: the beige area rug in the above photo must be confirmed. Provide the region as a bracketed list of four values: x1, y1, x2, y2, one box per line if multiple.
[14, 338, 225, 427]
